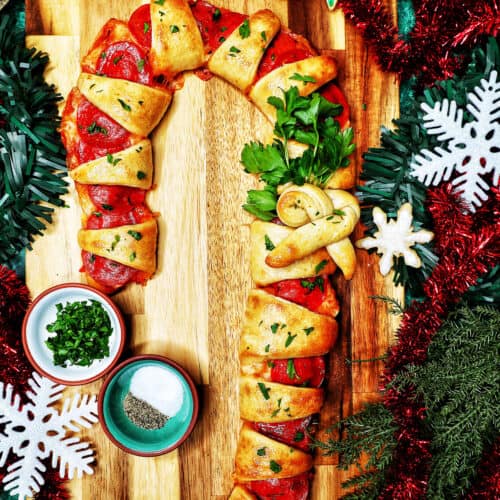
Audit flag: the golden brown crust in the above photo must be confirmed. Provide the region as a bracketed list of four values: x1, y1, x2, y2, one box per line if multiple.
[240, 289, 337, 360]
[229, 485, 257, 500]
[69, 139, 153, 188]
[208, 10, 281, 92]
[150, 0, 205, 77]
[77, 73, 172, 136]
[234, 424, 313, 482]
[239, 376, 323, 423]
[250, 221, 336, 286]
[249, 55, 338, 122]
[77, 219, 157, 274]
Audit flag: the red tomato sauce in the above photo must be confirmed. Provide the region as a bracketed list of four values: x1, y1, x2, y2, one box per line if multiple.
[264, 275, 337, 316]
[320, 82, 350, 129]
[246, 471, 311, 499]
[256, 29, 316, 80]
[96, 41, 153, 85]
[81, 251, 147, 294]
[253, 416, 316, 453]
[270, 356, 326, 388]
[190, 0, 247, 54]
[76, 99, 131, 165]
[83, 185, 152, 229]
[128, 4, 152, 49]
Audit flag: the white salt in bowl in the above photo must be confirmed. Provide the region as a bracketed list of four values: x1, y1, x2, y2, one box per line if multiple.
[98, 355, 199, 456]
[22, 283, 126, 385]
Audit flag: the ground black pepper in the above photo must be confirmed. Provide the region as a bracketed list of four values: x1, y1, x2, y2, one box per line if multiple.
[123, 393, 169, 430]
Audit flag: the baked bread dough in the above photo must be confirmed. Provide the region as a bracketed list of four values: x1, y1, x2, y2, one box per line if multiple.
[150, 0, 205, 77]
[250, 220, 336, 286]
[77, 72, 172, 136]
[78, 219, 157, 274]
[208, 9, 281, 92]
[228, 485, 256, 500]
[234, 424, 313, 481]
[240, 289, 338, 359]
[69, 139, 153, 189]
[239, 376, 324, 423]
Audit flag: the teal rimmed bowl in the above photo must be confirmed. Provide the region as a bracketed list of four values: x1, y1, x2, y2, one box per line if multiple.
[98, 355, 199, 456]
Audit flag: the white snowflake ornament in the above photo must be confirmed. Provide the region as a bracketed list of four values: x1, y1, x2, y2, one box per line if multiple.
[356, 203, 434, 276]
[0, 372, 98, 499]
[410, 70, 500, 212]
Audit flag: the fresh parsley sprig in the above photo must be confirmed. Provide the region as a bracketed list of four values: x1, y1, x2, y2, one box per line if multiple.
[242, 86, 355, 220]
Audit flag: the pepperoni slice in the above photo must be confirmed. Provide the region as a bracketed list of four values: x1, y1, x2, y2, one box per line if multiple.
[96, 41, 153, 85]
[265, 275, 338, 316]
[81, 251, 147, 294]
[247, 471, 311, 499]
[84, 186, 150, 229]
[76, 99, 131, 164]
[320, 82, 350, 129]
[129, 4, 152, 49]
[256, 30, 316, 80]
[270, 356, 326, 388]
[253, 416, 316, 453]
[191, 0, 247, 54]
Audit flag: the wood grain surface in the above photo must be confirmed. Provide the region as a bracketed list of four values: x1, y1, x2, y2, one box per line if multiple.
[25, 1, 400, 498]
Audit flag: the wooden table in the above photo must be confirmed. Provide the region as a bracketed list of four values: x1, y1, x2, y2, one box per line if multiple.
[25, 1, 399, 498]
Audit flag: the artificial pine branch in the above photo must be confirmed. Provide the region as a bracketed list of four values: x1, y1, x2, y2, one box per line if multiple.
[391, 304, 500, 498]
[0, 7, 67, 264]
[356, 37, 500, 300]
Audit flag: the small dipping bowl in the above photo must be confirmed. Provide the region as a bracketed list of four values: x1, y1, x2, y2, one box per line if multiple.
[22, 283, 126, 386]
[98, 355, 199, 456]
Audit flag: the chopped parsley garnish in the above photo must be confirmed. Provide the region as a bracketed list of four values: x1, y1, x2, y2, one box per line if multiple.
[264, 344, 270, 353]
[100, 51, 106, 59]
[212, 8, 221, 21]
[287, 359, 298, 379]
[170, 25, 180, 33]
[93, 212, 102, 217]
[154, 0, 165, 4]
[86, 121, 108, 135]
[129, 251, 136, 262]
[106, 153, 121, 166]
[270, 323, 279, 334]
[118, 98, 131, 112]
[111, 234, 120, 251]
[229, 46, 241, 56]
[45, 300, 113, 367]
[144, 22, 150, 34]
[289, 72, 317, 84]
[315, 259, 328, 274]
[241, 86, 354, 220]
[264, 234, 275, 251]
[112, 55, 122, 65]
[257, 447, 266, 456]
[267, 360, 275, 368]
[257, 382, 271, 400]
[294, 431, 305, 442]
[285, 332, 297, 348]
[219, 36, 226, 43]
[137, 171, 147, 180]
[137, 58, 145, 72]
[303, 326, 315, 336]
[127, 230, 143, 241]
[101, 204, 113, 211]
[260, 31, 267, 42]
[239, 19, 250, 38]
[300, 276, 324, 292]
[270, 460, 282, 473]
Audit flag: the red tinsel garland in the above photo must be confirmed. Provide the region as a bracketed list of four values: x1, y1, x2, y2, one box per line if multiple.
[0, 266, 69, 499]
[338, 0, 500, 85]
[379, 185, 500, 499]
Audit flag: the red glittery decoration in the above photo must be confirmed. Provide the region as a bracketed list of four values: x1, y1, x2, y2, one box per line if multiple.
[338, 0, 500, 85]
[379, 184, 500, 498]
[0, 268, 69, 499]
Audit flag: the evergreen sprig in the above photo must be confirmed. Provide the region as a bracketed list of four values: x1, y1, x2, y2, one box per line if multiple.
[391, 304, 500, 499]
[0, 8, 67, 265]
[356, 37, 500, 299]
[312, 403, 397, 499]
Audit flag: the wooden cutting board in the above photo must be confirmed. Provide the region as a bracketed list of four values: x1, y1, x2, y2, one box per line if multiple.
[25, 1, 400, 498]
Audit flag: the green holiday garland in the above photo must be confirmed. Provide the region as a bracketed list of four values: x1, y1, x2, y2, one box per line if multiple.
[0, 5, 68, 266]
[356, 37, 500, 299]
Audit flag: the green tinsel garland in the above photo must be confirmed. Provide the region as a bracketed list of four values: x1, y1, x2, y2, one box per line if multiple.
[356, 37, 500, 299]
[0, 5, 68, 266]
